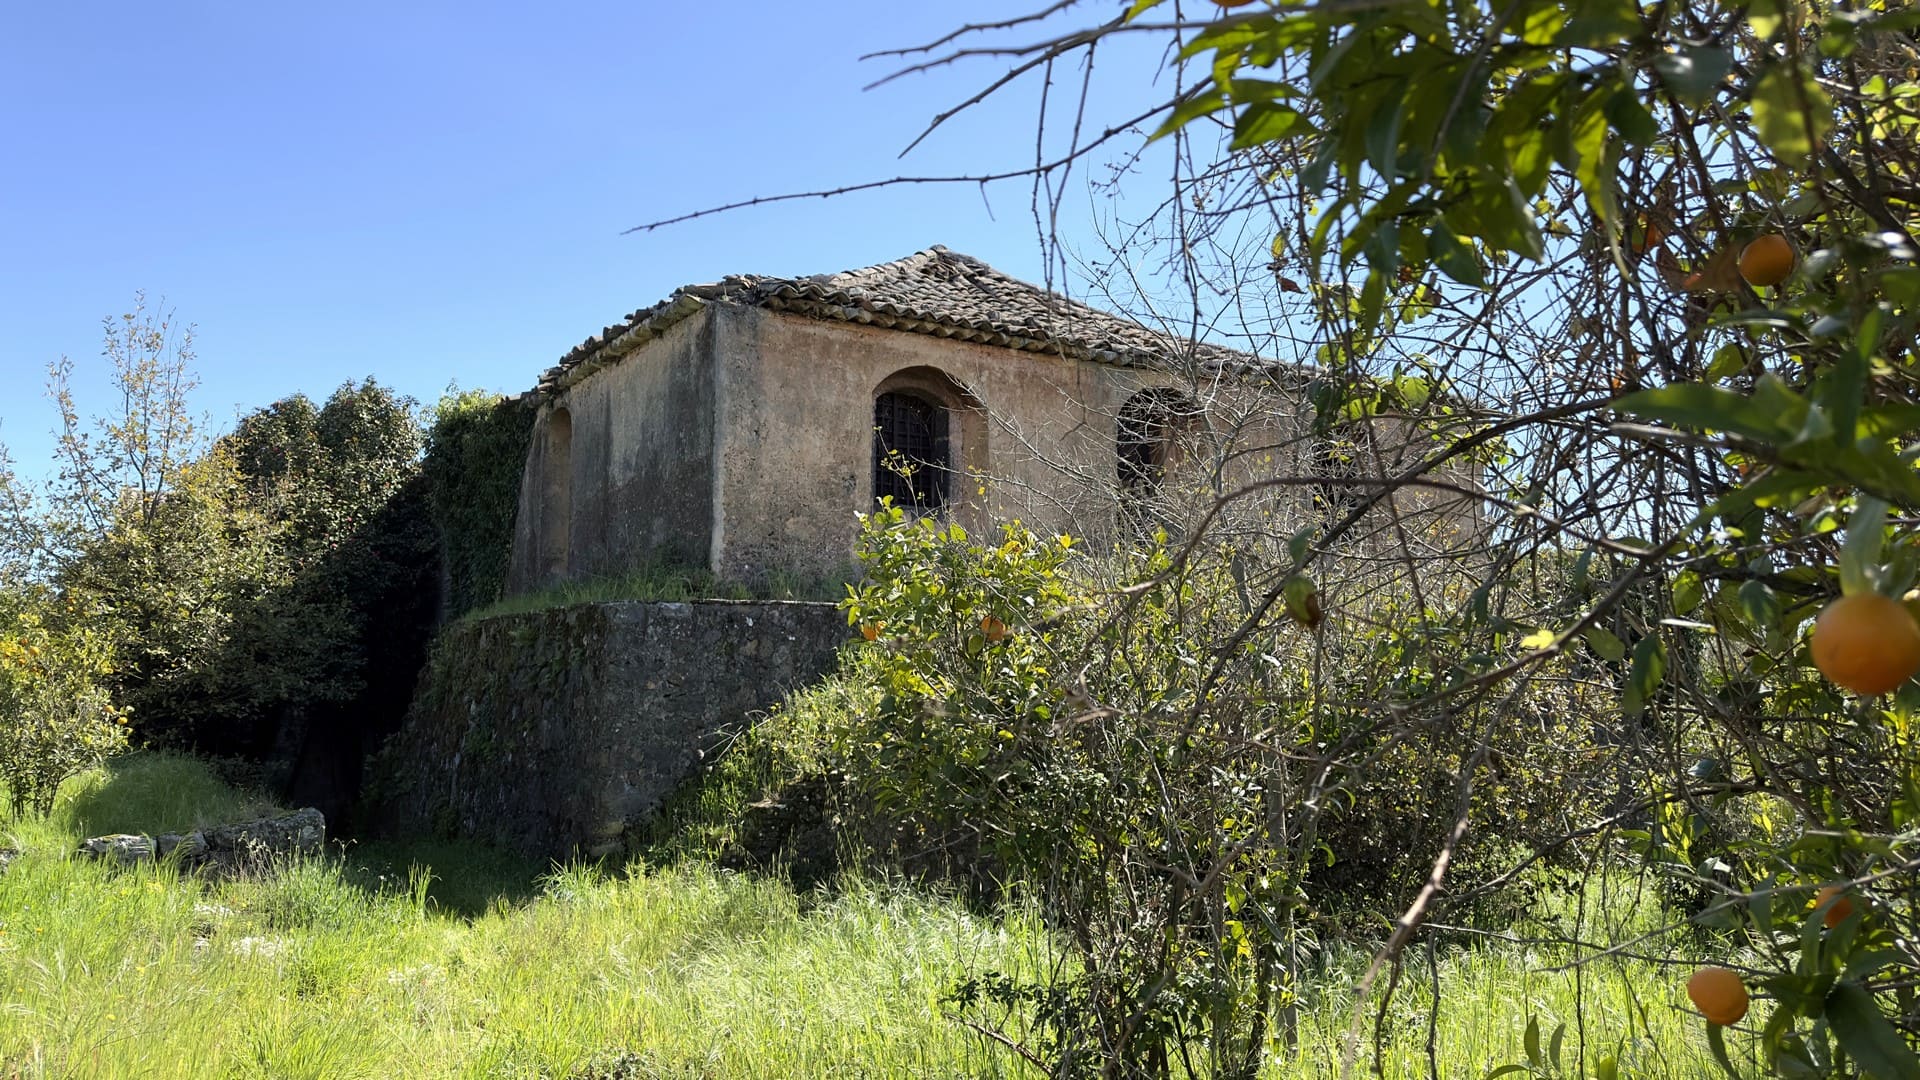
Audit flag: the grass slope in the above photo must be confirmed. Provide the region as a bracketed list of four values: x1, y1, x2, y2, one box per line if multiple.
[0, 755, 1738, 1078]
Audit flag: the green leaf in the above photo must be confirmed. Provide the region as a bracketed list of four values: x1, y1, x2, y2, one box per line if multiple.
[1519, 2, 1567, 45]
[1841, 497, 1890, 597]
[1524, 1015, 1542, 1066]
[1705, 343, 1747, 383]
[1365, 79, 1409, 177]
[1673, 570, 1704, 615]
[1749, 0, 1786, 38]
[1557, 0, 1640, 48]
[1739, 579, 1780, 629]
[1751, 63, 1835, 165]
[1224, 78, 1301, 104]
[1182, 14, 1301, 60]
[1150, 89, 1229, 142]
[1586, 626, 1627, 661]
[1843, 949, 1902, 981]
[1883, 268, 1920, 307]
[1808, 308, 1877, 448]
[1623, 634, 1667, 717]
[1613, 383, 1796, 442]
[1825, 980, 1920, 1079]
[1603, 85, 1659, 147]
[1460, 173, 1546, 261]
[1571, 90, 1620, 226]
[1232, 102, 1315, 150]
[1752, 373, 1813, 431]
[1653, 46, 1733, 105]
[1428, 222, 1485, 288]
[1706, 1023, 1745, 1079]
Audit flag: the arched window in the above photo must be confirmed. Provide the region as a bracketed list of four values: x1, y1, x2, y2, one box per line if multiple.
[1117, 387, 1196, 533]
[873, 390, 950, 513]
[540, 407, 573, 578]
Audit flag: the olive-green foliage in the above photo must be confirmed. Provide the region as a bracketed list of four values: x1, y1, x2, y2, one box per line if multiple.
[0, 589, 126, 817]
[664, 508, 1617, 1078]
[54, 446, 288, 750]
[0, 445, 37, 587]
[219, 380, 442, 771]
[60, 380, 437, 758]
[422, 389, 534, 618]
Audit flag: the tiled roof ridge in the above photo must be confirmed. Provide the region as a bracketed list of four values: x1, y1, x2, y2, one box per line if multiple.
[530, 245, 1285, 399]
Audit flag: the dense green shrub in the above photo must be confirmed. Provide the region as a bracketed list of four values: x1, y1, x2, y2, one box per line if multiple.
[663, 506, 1613, 1077]
[59, 381, 438, 764]
[0, 591, 127, 817]
[54, 446, 288, 750]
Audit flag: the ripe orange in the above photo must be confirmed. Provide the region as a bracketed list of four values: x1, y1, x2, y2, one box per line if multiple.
[1811, 592, 1920, 695]
[1816, 885, 1856, 928]
[1687, 966, 1749, 1026]
[1738, 234, 1795, 287]
[859, 622, 882, 642]
[980, 616, 1009, 642]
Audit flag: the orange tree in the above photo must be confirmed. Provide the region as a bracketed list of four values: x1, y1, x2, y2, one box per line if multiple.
[853, 0, 1920, 1074]
[834, 502, 1609, 1077]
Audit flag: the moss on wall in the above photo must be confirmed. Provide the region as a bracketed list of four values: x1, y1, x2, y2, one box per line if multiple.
[361, 599, 848, 858]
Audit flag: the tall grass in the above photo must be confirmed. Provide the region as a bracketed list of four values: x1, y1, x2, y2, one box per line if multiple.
[0, 755, 1738, 1078]
[460, 560, 849, 622]
[0, 756, 1042, 1079]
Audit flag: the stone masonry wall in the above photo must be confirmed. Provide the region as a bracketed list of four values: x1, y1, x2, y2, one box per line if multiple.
[364, 600, 846, 858]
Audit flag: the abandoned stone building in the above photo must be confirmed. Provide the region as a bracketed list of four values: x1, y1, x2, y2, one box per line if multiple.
[371, 246, 1483, 857]
[502, 245, 1362, 594]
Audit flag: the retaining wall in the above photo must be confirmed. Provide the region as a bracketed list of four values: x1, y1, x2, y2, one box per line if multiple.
[364, 600, 846, 858]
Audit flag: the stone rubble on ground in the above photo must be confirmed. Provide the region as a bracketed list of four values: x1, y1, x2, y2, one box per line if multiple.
[74, 807, 326, 873]
[78, 834, 154, 864]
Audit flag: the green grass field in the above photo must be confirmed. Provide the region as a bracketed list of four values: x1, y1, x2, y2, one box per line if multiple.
[0, 755, 1736, 1078]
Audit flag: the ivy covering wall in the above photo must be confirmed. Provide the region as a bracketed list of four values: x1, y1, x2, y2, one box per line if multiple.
[423, 390, 536, 619]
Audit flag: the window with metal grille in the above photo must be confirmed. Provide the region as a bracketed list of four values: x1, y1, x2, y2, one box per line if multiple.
[1117, 404, 1169, 499]
[874, 391, 950, 512]
[1117, 388, 1192, 537]
[1312, 421, 1371, 521]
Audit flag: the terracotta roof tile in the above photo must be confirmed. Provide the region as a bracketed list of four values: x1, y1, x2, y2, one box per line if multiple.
[531, 246, 1293, 399]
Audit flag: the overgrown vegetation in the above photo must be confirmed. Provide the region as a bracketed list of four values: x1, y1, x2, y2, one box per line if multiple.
[422, 389, 535, 620]
[692, 0, 1920, 1074]
[0, 310, 511, 813]
[4, 0, 1917, 1074]
[0, 593, 125, 817]
[0, 754, 1046, 1079]
[1, 753, 1730, 1079]
[660, 509, 1622, 1074]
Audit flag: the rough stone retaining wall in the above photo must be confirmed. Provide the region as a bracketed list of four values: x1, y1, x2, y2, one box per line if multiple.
[364, 600, 846, 858]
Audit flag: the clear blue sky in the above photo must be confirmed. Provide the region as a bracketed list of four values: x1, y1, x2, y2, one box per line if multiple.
[1, 2, 1177, 473]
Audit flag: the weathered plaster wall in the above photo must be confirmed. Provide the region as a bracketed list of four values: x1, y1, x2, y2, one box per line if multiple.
[707, 305, 1269, 580]
[363, 600, 846, 858]
[502, 298, 1478, 591]
[507, 308, 718, 593]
